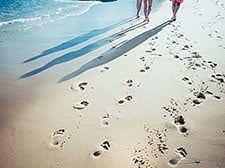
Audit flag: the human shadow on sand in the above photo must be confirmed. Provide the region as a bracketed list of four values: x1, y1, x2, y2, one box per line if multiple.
[59, 19, 172, 82]
[22, 17, 134, 63]
[19, 19, 147, 79]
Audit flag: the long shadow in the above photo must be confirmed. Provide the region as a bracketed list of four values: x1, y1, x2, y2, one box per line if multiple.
[19, 19, 147, 79]
[59, 19, 172, 82]
[22, 17, 134, 63]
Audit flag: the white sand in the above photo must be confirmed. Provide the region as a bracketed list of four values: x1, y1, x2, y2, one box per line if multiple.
[1, 0, 225, 168]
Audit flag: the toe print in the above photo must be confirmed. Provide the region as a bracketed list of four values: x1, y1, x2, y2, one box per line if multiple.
[176, 147, 188, 158]
[101, 140, 110, 151]
[78, 82, 88, 90]
[125, 95, 133, 101]
[174, 115, 185, 125]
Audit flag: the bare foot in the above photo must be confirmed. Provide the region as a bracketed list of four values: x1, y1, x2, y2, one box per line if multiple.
[171, 16, 176, 21]
[136, 12, 140, 18]
[145, 17, 150, 23]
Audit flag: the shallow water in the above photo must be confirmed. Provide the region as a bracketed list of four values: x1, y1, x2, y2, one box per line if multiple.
[0, 0, 165, 39]
[0, 0, 100, 35]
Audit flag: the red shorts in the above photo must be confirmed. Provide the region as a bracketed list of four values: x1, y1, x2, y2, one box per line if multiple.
[170, 0, 183, 3]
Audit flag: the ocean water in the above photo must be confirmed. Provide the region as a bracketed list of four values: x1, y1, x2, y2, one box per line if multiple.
[0, 0, 165, 37]
[0, 0, 101, 34]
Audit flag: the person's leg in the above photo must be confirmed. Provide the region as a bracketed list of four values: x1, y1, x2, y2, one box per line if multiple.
[172, 1, 176, 15]
[136, 0, 142, 18]
[172, 2, 180, 21]
[147, 0, 152, 16]
[143, 0, 149, 22]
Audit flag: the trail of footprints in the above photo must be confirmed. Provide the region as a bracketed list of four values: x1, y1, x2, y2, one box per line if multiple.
[132, 127, 169, 168]
[49, 17, 225, 167]
[161, 99, 190, 166]
[167, 21, 224, 99]
[202, 0, 225, 49]
[139, 36, 162, 73]
[162, 19, 224, 167]
[192, 0, 225, 50]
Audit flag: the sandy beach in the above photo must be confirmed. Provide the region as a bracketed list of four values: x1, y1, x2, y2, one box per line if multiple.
[1, 0, 225, 167]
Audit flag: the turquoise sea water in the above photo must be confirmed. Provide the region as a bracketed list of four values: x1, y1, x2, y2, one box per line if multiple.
[0, 0, 165, 37]
[0, 0, 101, 34]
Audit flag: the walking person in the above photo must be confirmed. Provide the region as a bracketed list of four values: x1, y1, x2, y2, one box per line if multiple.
[136, 0, 153, 23]
[170, 0, 183, 21]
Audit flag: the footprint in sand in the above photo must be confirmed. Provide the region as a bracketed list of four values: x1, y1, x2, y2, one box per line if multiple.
[139, 56, 145, 62]
[125, 95, 133, 101]
[207, 61, 217, 69]
[92, 140, 111, 158]
[100, 66, 110, 73]
[78, 82, 88, 90]
[100, 140, 111, 150]
[191, 83, 222, 105]
[211, 74, 225, 83]
[210, 73, 225, 93]
[194, 91, 206, 99]
[101, 114, 110, 127]
[174, 115, 185, 125]
[139, 64, 150, 73]
[218, 44, 225, 50]
[168, 147, 188, 167]
[204, 89, 221, 100]
[176, 147, 188, 158]
[125, 79, 141, 88]
[73, 100, 89, 110]
[181, 44, 193, 51]
[181, 76, 193, 85]
[145, 47, 157, 53]
[191, 93, 205, 106]
[126, 79, 133, 87]
[165, 115, 189, 135]
[50, 129, 67, 148]
[70, 82, 88, 91]
[174, 115, 190, 135]
[118, 95, 133, 105]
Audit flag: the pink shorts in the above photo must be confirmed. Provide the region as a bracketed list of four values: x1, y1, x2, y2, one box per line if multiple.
[170, 0, 183, 3]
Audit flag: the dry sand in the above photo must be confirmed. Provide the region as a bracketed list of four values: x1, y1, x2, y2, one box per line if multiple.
[0, 0, 225, 167]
